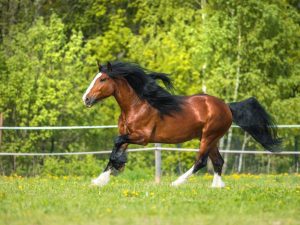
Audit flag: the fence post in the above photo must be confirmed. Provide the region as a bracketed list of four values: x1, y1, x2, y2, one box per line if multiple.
[0, 113, 3, 148]
[295, 136, 299, 173]
[0, 113, 3, 175]
[155, 143, 161, 183]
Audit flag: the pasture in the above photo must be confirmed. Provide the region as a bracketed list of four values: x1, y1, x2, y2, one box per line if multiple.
[0, 172, 299, 225]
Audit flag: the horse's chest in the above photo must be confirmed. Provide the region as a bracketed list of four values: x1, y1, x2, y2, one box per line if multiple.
[125, 120, 152, 133]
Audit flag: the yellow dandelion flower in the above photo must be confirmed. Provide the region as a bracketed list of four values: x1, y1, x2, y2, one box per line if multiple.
[106, 208, 112, 213]
[189, 176, 196, 181]
[232, 174, 241, 180]
[123, 189, 129, 197]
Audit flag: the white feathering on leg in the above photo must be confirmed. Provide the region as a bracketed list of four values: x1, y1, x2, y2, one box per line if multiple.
[171, 166, 194, 187]
[91, 169, 111, 187]
[211, 173, 225, 188]
[171, 177, 187, 186]
[211, 173, 218, 187]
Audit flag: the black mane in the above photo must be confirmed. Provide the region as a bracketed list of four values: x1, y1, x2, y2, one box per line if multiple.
[100, 62, 183, 116]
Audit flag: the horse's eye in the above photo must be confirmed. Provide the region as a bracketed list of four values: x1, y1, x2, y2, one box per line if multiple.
[100, 78, 107, 82]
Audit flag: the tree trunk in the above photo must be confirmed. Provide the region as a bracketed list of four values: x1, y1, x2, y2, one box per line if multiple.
[223, 22, 242, 173]
[201, 0, 207, 94]
[238, 132, 250, 173]
[267, 156, 271, 174]
[13, 155, 16, 173]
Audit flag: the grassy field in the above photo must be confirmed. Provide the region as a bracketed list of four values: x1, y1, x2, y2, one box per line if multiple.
[0, 172, 299, 225]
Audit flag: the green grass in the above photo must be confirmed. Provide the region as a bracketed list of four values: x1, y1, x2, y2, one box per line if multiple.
[0, 172, 299, 225]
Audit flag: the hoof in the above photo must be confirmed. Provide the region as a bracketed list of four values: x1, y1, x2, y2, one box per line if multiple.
[171, 178, 186, 187]
[211, 182, 225, 188]
[211, 173, 225, 188]
[211, 180, 225, 188]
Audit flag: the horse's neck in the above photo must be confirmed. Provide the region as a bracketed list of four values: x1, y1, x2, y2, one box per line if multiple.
[113, 79, 144, 115]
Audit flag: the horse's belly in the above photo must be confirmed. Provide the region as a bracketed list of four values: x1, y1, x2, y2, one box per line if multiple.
[152, 134, 200, 144]
[151, 120, 203, 144]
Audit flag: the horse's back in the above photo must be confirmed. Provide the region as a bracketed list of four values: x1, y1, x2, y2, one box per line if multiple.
[152, 94, 232, 143]
[187, 94, 232, 119]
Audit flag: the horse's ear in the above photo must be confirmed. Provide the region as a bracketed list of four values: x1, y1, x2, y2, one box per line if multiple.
[107, 61, 112, 72]
[96, 59, 102, 72]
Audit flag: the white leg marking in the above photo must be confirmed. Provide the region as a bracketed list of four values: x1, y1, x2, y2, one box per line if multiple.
[211, 173, 225, 188]
[91, 169, 111, 187]
[211, 173, 218, 187]
[171, 166, 194, 186]
[82, 73, 103, 103]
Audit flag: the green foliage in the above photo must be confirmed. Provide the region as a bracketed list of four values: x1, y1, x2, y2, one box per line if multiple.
[42, 155, 105, 177]
[0, 0, 299, 175]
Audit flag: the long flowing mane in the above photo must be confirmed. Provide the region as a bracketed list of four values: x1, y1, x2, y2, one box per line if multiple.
[100, 62, 183, 116]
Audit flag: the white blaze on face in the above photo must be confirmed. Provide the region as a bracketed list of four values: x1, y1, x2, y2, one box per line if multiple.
[82, 73, 103, 103]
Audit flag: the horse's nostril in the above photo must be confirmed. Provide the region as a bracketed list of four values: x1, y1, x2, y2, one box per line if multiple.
[85, 97, 91, 105]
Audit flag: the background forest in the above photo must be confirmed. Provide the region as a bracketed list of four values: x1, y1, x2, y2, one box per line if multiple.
[0, 0, 299, 176]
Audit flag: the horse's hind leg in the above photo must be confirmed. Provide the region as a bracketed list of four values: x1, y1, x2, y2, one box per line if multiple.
[171, 136, 215, 186]
[209, 146, 225, 188]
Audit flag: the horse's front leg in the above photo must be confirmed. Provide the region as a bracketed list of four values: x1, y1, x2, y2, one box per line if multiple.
[102, 142, 128, 172]
[91, 133, 145, 187]
[91, 136, 128, 187]
[108, 133, 146, 171]
[107, 135, 130, 171]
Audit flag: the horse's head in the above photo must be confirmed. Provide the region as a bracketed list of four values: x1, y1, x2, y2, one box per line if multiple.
[82, 62, 115, 107]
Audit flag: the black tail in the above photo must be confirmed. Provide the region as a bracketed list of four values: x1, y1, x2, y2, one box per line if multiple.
[228, 97, 281, 151]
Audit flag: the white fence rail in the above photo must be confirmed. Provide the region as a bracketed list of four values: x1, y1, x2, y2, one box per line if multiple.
[0, 125, 118, 130]
[1, 124, 300, 130]
[0, 148, 299, 156]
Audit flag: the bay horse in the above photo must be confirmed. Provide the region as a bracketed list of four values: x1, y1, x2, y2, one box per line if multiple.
[82, 61, 281, 187]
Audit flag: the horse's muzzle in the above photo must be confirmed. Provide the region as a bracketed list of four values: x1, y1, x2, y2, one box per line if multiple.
[84, 97, 96, 107]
